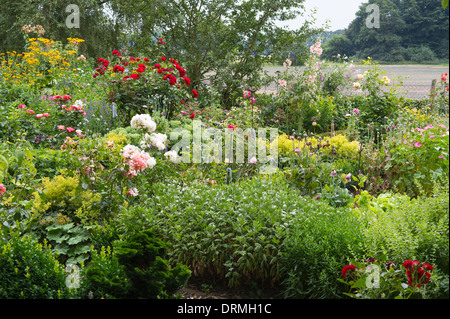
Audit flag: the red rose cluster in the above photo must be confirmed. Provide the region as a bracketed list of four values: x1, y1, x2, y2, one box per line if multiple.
[402, 260, 433, 288]
[341, 264, 356, 277]
[93, 42, 199, 104]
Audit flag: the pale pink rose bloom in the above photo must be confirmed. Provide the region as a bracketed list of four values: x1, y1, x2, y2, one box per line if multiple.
[36, 114, 44, 119]
[67, 127, 75, 132]
[57, 125, 65, 130]
[249, 157, 258, 164]
[76, 130, 83, 136]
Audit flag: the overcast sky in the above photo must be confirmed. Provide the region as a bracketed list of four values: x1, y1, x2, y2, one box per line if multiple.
[278, 0, 369, 31]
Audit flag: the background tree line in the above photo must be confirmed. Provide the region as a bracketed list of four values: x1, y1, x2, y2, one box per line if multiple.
[322, 0, 449, 63]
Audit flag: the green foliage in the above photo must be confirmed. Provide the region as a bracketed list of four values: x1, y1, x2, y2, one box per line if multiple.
[0, 233, 69, 298]
[31, 173, 102, 224]
[77, 246, 129, 299]
[113, 0, 321, 108]
[280, 201, 364, 299]
[345, 0, 449, 63]
[117, 175, 301, 288]
[79, 229, 191, 299]
[357, 187, 449, 274]
[45, 222, 92, 265]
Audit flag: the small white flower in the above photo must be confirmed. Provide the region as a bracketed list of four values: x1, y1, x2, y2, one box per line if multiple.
[164, 150, 178, 163]
[130, 114, 156, 132]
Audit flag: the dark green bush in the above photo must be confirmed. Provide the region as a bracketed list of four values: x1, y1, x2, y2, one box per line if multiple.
[78, 229, 191, 299]
[0, 233, 69, 299]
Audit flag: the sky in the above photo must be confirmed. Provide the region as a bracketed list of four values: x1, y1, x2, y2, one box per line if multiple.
[278, 0, 369, 31]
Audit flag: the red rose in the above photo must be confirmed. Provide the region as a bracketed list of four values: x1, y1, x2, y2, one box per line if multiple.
[112, 50, 121, 56]
[113, 65, 125, 73]
[179, 68, 186, 77]
[189, 113, 195, 119]
[97, 58, 104, 63]
[130, 73, 140, 80]
[402, 260, 413, 269]
[136, 64, 146, 72]
[144, 58, 149, 62]
[422, 263, 434, 271]
[192, 90, 198, 98]
[168, 75, 177, 85]
[228, 125, 235, 131]
[183, 77, 191, 86]
[161, 57, 167, 62]
[154, 63, 161, 69]
[157, 68, 163, 73]
[341, 264, 356, 277]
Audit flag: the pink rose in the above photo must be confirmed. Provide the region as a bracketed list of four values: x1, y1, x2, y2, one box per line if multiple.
[57, 125, 65, 130]
[67, 127, 75, 132]
[36, 114, 44, 119]
[43, 113, 50, 117]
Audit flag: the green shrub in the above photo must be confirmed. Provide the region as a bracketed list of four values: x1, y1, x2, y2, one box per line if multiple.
[280, 202, 364, 299]
[78, 229, 191, 299]
[358, 187, 449, 274]
[118, 175, 298, 287]
[0, 233, 69, 298]
[77, 246, 129, 299]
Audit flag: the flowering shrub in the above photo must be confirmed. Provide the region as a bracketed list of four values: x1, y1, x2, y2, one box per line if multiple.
[384, 122, 449, 196]
[92, 46, 197, 123]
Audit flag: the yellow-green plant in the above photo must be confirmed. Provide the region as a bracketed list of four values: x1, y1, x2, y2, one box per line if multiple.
[31, 173, 101, 224]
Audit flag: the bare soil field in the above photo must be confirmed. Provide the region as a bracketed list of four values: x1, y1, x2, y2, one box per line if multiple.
[260, 64, 450, 99]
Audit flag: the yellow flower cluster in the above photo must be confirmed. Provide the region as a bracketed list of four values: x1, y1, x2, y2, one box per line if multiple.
[0, 37, 84, 87]
[273, 133, 360, 159]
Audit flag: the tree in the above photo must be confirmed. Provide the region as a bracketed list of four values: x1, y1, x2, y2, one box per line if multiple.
[112, 0, 321, 107]
[0, 0, 119, 58]
[344, 0, 449, 62]
[322, 34, 355, 60]
[347, 0, 406, 62]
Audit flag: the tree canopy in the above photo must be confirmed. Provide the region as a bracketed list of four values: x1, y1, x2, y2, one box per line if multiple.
[323, 0, 449, 63]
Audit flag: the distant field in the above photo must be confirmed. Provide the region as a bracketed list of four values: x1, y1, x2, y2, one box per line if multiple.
[260, 65, 450, 99]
